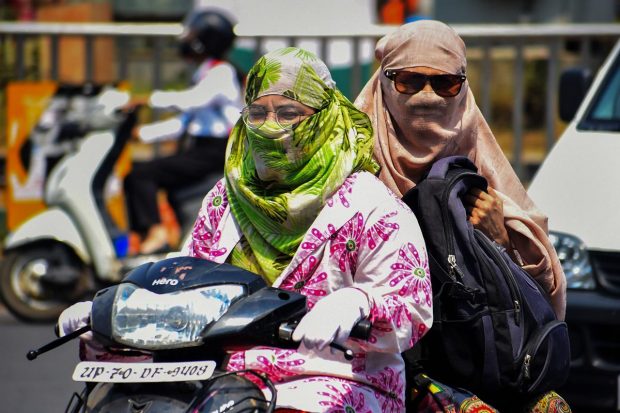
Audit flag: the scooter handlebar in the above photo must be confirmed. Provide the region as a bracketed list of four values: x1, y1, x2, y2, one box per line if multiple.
[277, 318, 372, 361]
[27, 324, 91, 360]
[350, 318, 372, 341]
[278, 318, 371, 342]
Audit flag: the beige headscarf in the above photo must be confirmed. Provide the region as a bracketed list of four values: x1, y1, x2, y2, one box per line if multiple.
[354, 20, 566, 319]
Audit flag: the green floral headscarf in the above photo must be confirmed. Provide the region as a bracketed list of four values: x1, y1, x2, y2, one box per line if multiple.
[225, 47, 379, 283]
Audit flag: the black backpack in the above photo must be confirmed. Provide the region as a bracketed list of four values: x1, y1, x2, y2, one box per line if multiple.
[401, 156, 570, 405]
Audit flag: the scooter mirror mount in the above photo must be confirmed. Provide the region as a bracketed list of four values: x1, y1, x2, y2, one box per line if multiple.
[26, 324, 91, 360]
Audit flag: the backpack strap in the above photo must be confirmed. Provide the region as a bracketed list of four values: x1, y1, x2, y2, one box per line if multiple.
[426, 155, 478, 179]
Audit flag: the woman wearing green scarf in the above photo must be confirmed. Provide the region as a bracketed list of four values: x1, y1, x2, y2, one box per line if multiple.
[58, 48, 433, 413]
[57, 47, 432, 412]
[181, 47, 432, 412]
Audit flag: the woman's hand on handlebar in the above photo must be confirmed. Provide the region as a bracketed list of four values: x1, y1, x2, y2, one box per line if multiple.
[292, 287, 370, 351]
[57, 301, 107, 361]
[57, 301, 93, 340]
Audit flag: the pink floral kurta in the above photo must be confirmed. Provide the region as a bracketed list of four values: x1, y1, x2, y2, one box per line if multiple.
[183, 172, 433, 412]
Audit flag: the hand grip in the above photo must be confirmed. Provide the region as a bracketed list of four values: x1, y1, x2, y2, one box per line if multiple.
[278, 317, 372, 342]
[278, 318, 372, 361]
[350, 318, 372, 341]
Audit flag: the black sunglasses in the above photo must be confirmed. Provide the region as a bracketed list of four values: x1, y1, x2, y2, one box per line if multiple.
[384, 70, 466, 97]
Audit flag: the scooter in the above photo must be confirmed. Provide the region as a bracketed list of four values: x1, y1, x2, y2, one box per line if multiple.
[26, 256, 371, 412]
[1, 86, 220, 322]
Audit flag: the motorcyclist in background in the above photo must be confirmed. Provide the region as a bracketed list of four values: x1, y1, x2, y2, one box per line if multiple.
[125, 8, 243, 255]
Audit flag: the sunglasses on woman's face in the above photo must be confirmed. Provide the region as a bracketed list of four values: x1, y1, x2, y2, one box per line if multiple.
[384, 70, 466, 97]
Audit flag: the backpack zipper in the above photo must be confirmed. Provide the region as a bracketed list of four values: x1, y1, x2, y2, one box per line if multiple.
[474, 229, 522, 325]
[447, 254, 463, 280]
[520, 320, 566, 380]
[441, 171, 481, 280]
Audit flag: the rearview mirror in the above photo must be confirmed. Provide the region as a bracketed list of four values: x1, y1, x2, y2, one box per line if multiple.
[559, 68, 593, 123]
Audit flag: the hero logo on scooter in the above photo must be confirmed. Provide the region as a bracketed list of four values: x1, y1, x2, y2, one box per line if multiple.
[152, 277, 178, 286]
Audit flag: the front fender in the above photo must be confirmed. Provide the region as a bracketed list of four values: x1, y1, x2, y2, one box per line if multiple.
[4, 207, 91, 264]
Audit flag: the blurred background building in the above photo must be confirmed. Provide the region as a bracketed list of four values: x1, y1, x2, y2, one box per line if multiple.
[5, 0, 617, 23]
[1, 0, 618, 97]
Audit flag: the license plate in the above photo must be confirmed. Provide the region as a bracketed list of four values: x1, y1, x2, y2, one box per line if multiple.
[72, 360, 216, 383]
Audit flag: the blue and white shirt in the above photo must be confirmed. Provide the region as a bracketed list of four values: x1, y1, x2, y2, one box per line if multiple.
[138, 58, 243, 142]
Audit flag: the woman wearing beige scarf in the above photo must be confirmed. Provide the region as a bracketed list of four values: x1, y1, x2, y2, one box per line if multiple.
[355, 19, 566, 320]
[355, 19, 570, 412]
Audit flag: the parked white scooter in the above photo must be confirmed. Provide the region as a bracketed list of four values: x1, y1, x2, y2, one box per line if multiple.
[0, 87, 218, 322]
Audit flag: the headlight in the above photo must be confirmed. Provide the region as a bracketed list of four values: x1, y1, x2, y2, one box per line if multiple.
[112, 283, 246, 349]
[549, 231, 595, 290]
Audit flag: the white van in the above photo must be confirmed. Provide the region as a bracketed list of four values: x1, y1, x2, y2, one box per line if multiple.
[528, 39, 620, 412]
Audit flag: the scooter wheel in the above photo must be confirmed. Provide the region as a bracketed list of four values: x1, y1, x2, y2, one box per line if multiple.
[0, 243, 90, 322]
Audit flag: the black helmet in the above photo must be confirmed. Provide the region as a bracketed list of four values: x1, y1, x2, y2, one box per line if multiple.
[178, 9, 236, 60]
